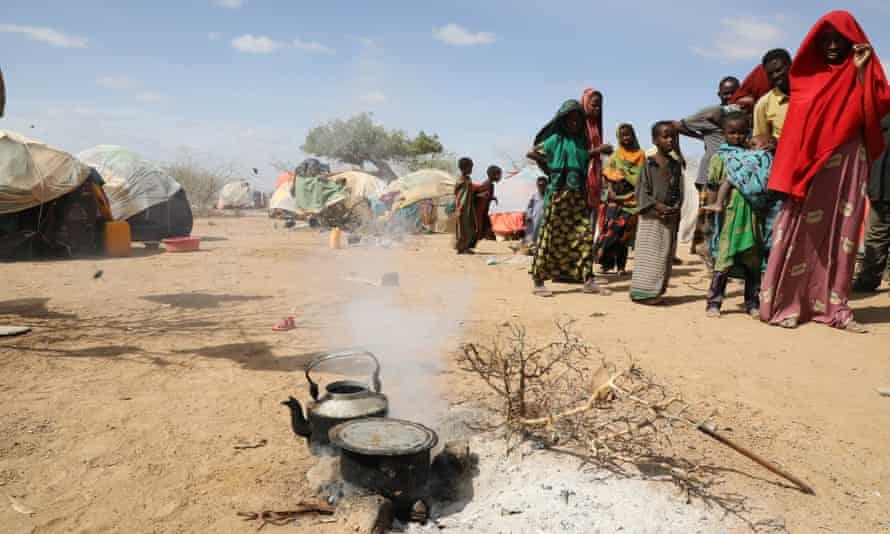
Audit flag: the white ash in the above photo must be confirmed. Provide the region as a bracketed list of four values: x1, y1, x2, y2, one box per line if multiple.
[403, 435, 747, 534]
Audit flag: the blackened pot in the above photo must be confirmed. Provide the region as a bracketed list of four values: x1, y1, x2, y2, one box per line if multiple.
[329, 419, 438, 512]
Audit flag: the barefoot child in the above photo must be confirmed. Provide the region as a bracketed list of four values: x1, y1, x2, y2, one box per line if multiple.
[629, 121, 684, 303]
[704, 112, 774, 318]
[454, 157, 478, 254]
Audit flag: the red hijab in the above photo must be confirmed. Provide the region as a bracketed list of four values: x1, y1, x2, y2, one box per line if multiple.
[769, 10, 890, 199]
[581, 88, 603, 206]
[731, 65, 771, 110]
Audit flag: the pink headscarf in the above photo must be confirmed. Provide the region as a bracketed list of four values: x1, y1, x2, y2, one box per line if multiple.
[581, 88, 602, 208]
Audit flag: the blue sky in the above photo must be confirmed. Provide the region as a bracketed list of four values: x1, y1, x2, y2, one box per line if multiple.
[2, 0, 889, 188]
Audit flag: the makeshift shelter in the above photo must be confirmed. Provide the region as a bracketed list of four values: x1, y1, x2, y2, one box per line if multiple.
[269, 175, 348, 216]
[381, 169, 457, 234]
[78, 145, 193, 242]
[217, 180, 254, 209]
[0, 131, 110, 259]
[329, 171, 387, 201]
[276, 172, 293, 190]
[489, 165, 544, 236]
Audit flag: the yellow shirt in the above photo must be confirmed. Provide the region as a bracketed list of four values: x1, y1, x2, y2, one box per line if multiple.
[753, 88, 789, 140]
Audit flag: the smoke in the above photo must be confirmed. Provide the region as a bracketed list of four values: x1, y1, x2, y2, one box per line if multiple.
[315, 246, 474, 428]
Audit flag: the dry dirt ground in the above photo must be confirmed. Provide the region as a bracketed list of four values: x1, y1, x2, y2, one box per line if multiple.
[2, 213, 889, 533]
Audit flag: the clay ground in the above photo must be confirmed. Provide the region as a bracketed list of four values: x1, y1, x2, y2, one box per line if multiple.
[1, 213, 889, 533]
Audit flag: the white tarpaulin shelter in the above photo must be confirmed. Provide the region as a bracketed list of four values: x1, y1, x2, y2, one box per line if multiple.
[384, 169, 455, 208]
[269, 180, 298, 213]
[330, 171, 387, 201]
[0, 130, 90, 215]
[78, 145, 182, 221]
[218, 180, 254, 209]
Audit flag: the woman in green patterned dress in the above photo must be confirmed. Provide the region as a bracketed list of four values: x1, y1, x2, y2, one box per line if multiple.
[527, 100, 609, 297]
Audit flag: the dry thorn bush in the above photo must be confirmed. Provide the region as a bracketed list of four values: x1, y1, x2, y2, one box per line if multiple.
[457, 322, 777, 529]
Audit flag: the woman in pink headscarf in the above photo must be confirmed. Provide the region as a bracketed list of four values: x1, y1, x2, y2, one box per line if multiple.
[581, 89, 613, 214]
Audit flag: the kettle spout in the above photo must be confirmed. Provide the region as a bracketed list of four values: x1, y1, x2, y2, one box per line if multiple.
[281, 396, 311, 439]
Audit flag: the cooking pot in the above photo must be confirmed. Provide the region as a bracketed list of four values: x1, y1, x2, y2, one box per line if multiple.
[282, 349, 387, 449]
[329, 418, 438, 518]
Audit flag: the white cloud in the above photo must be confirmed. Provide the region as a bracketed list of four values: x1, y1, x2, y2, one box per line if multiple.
[692, 16, 784, 61]
[433, 23, 495, 46]
[293, 37, 333, 54]
[214, 0, 245, 8]
[359, 37, 374, 47]
[360, 91, 386, 104]
[232, 34, 282, 54]
[0, 24, 88, 48]
[207, 32, 221, 41]
[97, 76, 140, 90]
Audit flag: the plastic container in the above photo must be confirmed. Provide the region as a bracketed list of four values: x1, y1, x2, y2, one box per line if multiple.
[162, 237, 201, 252]
[103, 221, 132, 257]
[329, 227, 342, 249]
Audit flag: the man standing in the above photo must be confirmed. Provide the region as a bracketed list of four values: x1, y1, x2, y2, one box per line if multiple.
[753, 49, 792, 148]
[673, 76, 741, 262]
[853, 115, 890, 293]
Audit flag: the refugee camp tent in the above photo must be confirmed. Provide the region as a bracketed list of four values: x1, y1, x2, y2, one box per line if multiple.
[381, 169, 457, 234]
[678, 159, 700, 243]
[383, 169, 455, 208]
[0, 130, 110, 259]
[78, 145, 193, 242]
[329, 171, 387, 201]
[217, 180, 255, 209]
[268, 174, 348, 216]
[489, 165, 543, 236]
[276, 172, 293, 190]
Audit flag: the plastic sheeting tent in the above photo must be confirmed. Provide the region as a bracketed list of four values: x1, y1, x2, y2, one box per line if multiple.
[489, 165, 544, 235]
[269, 175, 347, 215]
[78, 145, 183, 221]
[329, 171, 387, 201]
[0, 130, 90, 215]
[384, 169, 455, 208]
[218, 181, 254, 209]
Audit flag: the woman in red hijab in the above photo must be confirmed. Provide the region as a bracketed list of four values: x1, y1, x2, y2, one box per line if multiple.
[760, 10, 890, 333]
[581, 89, 613, 213]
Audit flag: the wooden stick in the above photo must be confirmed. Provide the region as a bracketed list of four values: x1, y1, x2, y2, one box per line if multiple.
[696, 423, 815, 495]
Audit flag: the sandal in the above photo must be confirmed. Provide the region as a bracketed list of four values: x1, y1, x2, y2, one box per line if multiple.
[706, 308, 721, 318]
[777, 317, 798, 329]
[843, 320, 868, 334]
[533, 280, 553, 298]
[583, 279, 611, 296]
[273, 317, 296, 331]
[748, 308, 761, 320]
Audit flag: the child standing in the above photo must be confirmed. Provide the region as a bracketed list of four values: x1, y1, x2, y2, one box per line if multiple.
[629, 122, 684, 303]
[454, 157, 478, 254]
[704, 112, 773, 318]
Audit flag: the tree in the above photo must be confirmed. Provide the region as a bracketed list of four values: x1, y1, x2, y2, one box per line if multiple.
[302, 113, 447, 181]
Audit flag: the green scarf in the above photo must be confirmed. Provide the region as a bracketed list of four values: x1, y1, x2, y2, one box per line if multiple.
[531, 99, 590, 205]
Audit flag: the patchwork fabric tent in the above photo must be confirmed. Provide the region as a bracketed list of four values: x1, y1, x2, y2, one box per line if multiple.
[383, 169, 455, 208]
[329, 171, 387, 201]
[489, 165, 544, 236]
[0, 130, 90, 215]
[79, 145, 193, 241]
[0, 131, 110, 259]
[269, 175, 348, 216]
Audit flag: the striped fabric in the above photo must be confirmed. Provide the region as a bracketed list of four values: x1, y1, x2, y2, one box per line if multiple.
[630, 214, 678, 301]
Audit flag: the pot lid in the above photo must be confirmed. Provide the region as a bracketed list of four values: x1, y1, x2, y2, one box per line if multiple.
[329, 418, 438, 456]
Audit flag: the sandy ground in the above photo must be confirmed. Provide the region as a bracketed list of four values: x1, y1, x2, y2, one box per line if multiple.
[1, 213, 889, 533]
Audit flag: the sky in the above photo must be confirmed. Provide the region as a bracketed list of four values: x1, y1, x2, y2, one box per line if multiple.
[2, 0, 889, 189]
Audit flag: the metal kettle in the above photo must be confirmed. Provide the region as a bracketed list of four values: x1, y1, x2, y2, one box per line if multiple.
[282, 349, 388, 449]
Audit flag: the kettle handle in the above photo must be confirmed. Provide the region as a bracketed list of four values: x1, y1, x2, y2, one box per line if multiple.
[305, 349, 382, 401]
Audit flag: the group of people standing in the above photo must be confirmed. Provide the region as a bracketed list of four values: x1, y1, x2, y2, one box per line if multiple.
[456, 10, 890, 334]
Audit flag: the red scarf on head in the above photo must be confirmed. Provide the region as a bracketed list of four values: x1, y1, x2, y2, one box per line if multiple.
[731, 65, 771, 110]
[582, 88, 603, 207]
[769, 10, 890, 200]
